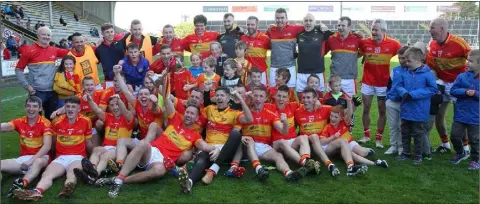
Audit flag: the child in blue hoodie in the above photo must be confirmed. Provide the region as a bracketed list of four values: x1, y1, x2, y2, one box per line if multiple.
[449, 49, 480, 170]
[395, 47, 438, 165]
[117, 43, 150, 93]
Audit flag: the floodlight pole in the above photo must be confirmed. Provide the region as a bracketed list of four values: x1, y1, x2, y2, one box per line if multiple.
[48, 2, 53, 28]
[340, 2, 343, 17]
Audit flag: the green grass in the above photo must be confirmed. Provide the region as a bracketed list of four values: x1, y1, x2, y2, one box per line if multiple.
[0, 56, 478, 203]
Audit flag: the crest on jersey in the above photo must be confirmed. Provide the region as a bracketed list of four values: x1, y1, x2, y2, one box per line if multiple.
[438, 50, 443, 57]
[374, 47, 381, 54]
[308, 116, 315, 123]
[250, 42, 254, 47]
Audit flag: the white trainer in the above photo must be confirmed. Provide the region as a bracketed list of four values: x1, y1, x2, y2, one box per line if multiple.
[376, 141, 384, 149]
[384, 146, 397, 155]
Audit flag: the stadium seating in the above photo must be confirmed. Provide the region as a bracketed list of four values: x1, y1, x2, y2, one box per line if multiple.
[207, 19, 479, 46]
[1, 2, 101, 44]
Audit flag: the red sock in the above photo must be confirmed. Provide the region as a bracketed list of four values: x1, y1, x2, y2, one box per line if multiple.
[117, 173, 126, 181]
[325, 160, 332, 167]
[440, 134, 449, 143]
[252, 160, 261, 169]
[298, 154, 310, 165]
[346, 160, 354, 168]
[35, 188, 44, 194]
[376, 129, 384, 141]
[283, 169, 292, 176]
[22, 178, 29, 187]
[231, 162, 239, 168]
[364, 128, 371, 138]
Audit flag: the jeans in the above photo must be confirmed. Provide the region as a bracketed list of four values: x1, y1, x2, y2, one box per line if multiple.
[401, 120, 427, 157]
[451, 122, 479, 161]
[386, 100, 402, 148]
[34, 91, 58, 120]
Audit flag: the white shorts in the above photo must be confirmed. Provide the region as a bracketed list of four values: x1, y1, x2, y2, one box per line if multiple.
[270, 66, 297, 88]
[92, 128, 97, 135]
[255, 142, 273, 157]
[213, 144, 224, 151]
[438, 80, 456, 103]
[104, 146, 116, 151]
[138, 147, 164, 169]
[361, 83, 387, 97]
[321, 144, 328, 151]
[15, 155, 50, 172]
[296, 73, 325, 93]
[132, 138, 141, 145]
[349, 141, 359, 149]
[286, 138, 296, 146]
[52, 155, 84, 169]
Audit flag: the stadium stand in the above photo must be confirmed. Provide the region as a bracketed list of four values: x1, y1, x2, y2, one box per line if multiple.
[1, 1, 101, 44]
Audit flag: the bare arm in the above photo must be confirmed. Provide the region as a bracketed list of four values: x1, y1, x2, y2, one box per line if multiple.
[50, 107, 65, 120]
[114, 66, 136, 105]
[24, 135, 52, 166]
[0, 122, 14, 132]
[86, 94, 105, 121]
[117, 96, 134, 122]
[162, 75, 176, 116]
[273, 113, 289, 136]
[344, 97, 353, 125]
[234, 91, 253, 124]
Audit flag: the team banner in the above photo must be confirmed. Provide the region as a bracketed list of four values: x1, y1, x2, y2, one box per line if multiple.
[342, 6, 364, 12]
[1, 60, 28, 77]
[308, 5, 334, 12]
[371, 6, 395, 12]
[437, 6, 461, 12]
[264, 5, 289, 12]
[232, 6, 257, 12]
[3, 28, 23, 44]
[203, 6, 228, 12]
[404, 6, 428, 12]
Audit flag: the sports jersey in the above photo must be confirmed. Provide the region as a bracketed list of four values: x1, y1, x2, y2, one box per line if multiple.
[151, 112, 202, 162]
[327, 32, 362, 79]
[196, 73, 221, 95]
[174, 98, 207, 134]
[266, 23, 304, 68]
[359, 35, 402, 87]
[265, 103, 301, 141]
[426, 33, 471, 83]
[296, 28, 333, 74]
[320, 121, 354, 143]
[183, 31, 220, 56]
[217, 26, 244, 58]
[242, 107, 280, 145]
[240, 32, 270, 72]
[9, 116, 52, 156]
[152, 37, 184, 56]
[103, 112, 135, 146]
[16, 42, 69, 91]
[268, 86, 296, 104]
[295, 105, 333, 135]
[173, 68, 196, 100]
[204, 105, 243, 145]
[76, 90, 104, 123]
[52, 115, 92, 157]
[134, 100, 164, 139]
[99, 87, 129, 109]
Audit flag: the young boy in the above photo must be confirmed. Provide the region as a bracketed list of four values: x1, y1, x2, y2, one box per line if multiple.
[117, 43, 150, 91]
[172, 55, 197, 101]
[189, 53, 203, 79]
[205, 41, 228, 76]
[385, 46, 409, 155]
[197, 56, 221, 99]
[220, 59, 241, 89]
[234, 40, 252, 85]
[395, 47, 437, 165]
[449, 49, 480, 170]
[300, 74, 324, 100]
[246, 67, 267, 92]
[268, 68, 296, 103]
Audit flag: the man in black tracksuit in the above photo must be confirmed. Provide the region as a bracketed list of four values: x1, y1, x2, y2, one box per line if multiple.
[217, 13, 244, 59]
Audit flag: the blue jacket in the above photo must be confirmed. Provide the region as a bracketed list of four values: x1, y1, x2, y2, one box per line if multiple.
[387, 66, 405, 102]
[450, 71, 479, 125]
[121, 56, 149, 87]
[396, 65, 438, 122]
[189, 66, 204, 79]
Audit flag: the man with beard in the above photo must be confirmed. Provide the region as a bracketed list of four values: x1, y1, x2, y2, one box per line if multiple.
[240, 16, 270, 86]
[68, 33, 102, 90]
[152, 24, 184, 57]
[358, 19, 402, 149]
[217, 13, 244, 58]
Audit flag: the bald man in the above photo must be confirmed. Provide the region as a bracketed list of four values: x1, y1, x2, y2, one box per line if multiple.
[15, 27, 69, 119]
[427, 18, 471, 154]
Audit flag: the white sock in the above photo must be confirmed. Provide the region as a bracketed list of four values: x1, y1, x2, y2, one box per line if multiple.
[255, 165, 263, 174]
[114, 178, 123, 185]
[464, 145, 470, 152]
[443, 143, 451, 149]
[209, 163, 220, 175]
[188, 179, 193, 186]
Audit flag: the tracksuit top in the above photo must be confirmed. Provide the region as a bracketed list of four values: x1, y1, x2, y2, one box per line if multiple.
[296, 28, 333, 74]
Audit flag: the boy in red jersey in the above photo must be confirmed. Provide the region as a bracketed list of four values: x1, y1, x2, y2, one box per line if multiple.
[1, 96, 52, 198]
[74, 94, 134, 185]
[13, 96, 93, 201]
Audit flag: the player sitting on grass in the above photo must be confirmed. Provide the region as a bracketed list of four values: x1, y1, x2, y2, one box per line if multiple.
[106, 65, 164, 173]
[268, 68, 296, 103]
[449, 49, 480, 170]
[395, 47, 437, 165]
[95, 80, 220, 198]
[1, 96, 52, 198]
[295, 88, 363, 177]
[239, 86, 308, 182]
[320, 104, 388, 169]
[74, 93, 134, 185]
[13, 96, 93, 201]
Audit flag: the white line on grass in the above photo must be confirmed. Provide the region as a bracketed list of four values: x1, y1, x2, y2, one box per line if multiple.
[1, 94, 28, 102]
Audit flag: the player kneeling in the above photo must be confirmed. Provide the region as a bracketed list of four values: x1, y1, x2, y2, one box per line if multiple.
[13, 96, 93, 201]
[320, 105, 388, 171]
[1, 96, 52, 198]
[74, 93, 134, 185]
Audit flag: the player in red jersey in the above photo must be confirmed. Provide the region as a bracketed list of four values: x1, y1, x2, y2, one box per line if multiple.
[73, 93, 134, 185]
[1, 96, 52, 198]
[13, 96, 93, 201]
[182, 14, 220, 57]
[152, 24, 184, 56]
[95, 82, 219, 198]
[358, 19, 402, 148]
[240, 16, 270, 86]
